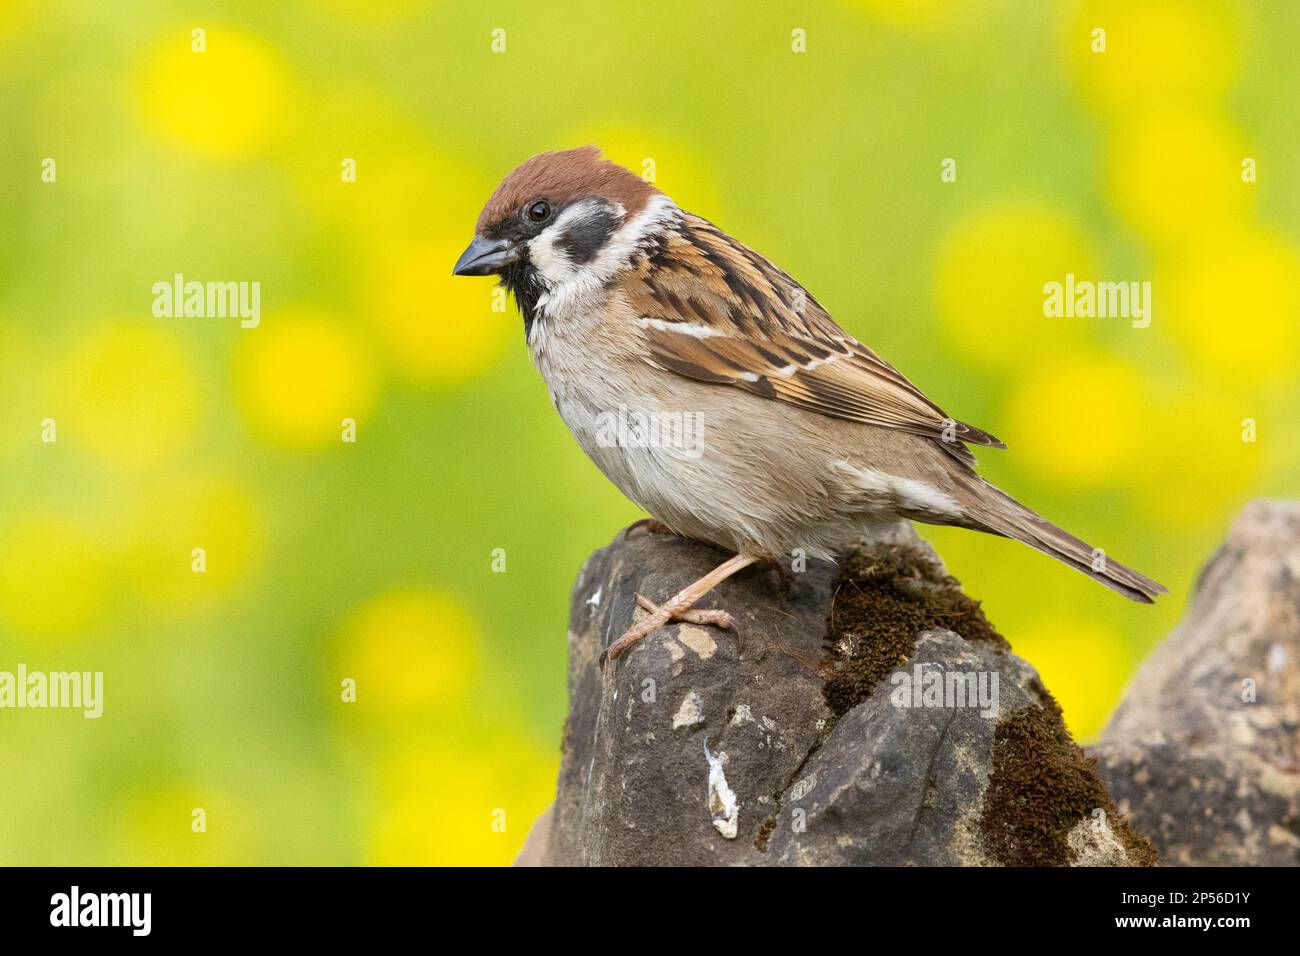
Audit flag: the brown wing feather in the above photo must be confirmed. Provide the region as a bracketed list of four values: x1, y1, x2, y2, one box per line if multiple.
[623, 214, 1005, 466]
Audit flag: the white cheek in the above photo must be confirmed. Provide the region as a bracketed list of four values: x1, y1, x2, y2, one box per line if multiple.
[532, 195, 679, 323]
[527, 232, 576, 285]
[528, 199, 617, 287]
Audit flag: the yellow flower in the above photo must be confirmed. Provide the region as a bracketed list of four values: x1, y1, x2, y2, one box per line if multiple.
[367, 739, 557, 865]
[277, 102, 510, 384]
[367, 241, 512, 385]
[286, 102, 489, 248]
[572, 128, 721, 217]
[0, 0, 33, 45]
[1002, 352, 1147, 488]
[112, 789, 250, 865]
[1106, 110, 1248, 249]
[1162, 229, 1300, 383]
[123, 475, 262, 607]
[337, 588, 480, 716]
[1132, 390, 1261, 531]
[934, 201, 1094, 370]
[0, 324, 48, 458]
[62, 321, 204, 472]
[1065, 0, 1241, 115]
[135, 27, 290, 159]
[235, 307, 378, 449]
[848, 0, 956, 32]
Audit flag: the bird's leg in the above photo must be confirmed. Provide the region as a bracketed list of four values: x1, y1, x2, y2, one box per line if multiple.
[601, 553, 757, 666]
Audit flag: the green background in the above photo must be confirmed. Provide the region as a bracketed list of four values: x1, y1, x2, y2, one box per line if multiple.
[0, 0, 1296, 864]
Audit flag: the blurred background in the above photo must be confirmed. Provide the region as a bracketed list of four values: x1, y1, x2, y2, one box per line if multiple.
[0, 0, 1296, 864]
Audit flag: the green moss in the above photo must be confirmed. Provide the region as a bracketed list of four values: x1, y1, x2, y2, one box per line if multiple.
[822, 543, 1008, 716]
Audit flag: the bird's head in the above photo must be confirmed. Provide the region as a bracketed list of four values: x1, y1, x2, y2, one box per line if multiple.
[452, 147, 665, 322]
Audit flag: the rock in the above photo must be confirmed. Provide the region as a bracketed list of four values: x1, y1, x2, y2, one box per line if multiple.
[513, 804, 553, 867]
[1091, 500, 1300, 865]
[536, 521, 1154, 866]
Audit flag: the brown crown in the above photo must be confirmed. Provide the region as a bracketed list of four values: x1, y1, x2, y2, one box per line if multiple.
[476, 146, 660, 234]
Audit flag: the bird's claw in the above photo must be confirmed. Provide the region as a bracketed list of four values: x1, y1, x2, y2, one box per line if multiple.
[598, 593, 738, 669]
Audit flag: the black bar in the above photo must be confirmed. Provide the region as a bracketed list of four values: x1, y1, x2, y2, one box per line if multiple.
[0, 866, 1282, 941]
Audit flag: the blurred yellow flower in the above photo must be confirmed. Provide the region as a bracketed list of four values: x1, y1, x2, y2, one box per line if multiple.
[1065, 0, 1241, 115]
[124, 475, 262, 607]
[0, 0, 1292, 870]
[0, 517, 111, 639]
[1163, 229, 1300, 383]
[576, 128, 721, 217]
[0, 0, 33, 44]
[934, 201, 1094, 370]
[848, 0, 956, 32]
[112, 788, 251, 866]
[1132, 390, 1261, 530]
[1002, 351, 1148, 488]
[0, 324, 47, 458]
[135, 27, 290, 159]
[368, 242, 511, 385]
[278, 102, 511, 384]
[63, 321, 204, 472]
[338, 588, 480, 715]
[1106, 110, 1248, 249]
[367, 740, 557, 865]
[235, 307, 378, 449]
[287, 105, 489, 247]
[1014, 618, 1134, 741]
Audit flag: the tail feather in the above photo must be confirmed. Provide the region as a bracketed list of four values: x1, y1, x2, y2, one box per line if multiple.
[960, 481, 1167, 603]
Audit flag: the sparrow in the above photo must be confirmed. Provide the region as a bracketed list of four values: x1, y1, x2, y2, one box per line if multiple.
[453, 147, 1166, 664]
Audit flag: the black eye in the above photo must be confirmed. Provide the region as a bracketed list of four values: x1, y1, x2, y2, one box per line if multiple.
[525, 200, 552, 224]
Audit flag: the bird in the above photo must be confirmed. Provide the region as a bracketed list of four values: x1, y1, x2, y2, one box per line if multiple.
[452, 146, 1166, 664]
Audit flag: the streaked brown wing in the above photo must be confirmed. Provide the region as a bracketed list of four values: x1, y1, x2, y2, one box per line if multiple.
[623, 214, 1005, 465]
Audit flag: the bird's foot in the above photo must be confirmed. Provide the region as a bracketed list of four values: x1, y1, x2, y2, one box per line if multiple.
[635, 594, 737, 629]
[599, 594, 738, 667]
[597, 553, 757, 670]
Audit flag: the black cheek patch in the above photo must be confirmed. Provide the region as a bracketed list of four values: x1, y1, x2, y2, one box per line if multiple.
[555, 207, 620, 265]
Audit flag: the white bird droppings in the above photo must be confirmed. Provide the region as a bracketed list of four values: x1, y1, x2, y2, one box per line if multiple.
[704, 739, 739, 839]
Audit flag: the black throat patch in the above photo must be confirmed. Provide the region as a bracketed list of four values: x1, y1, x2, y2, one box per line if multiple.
[501, 260, 547, 338]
